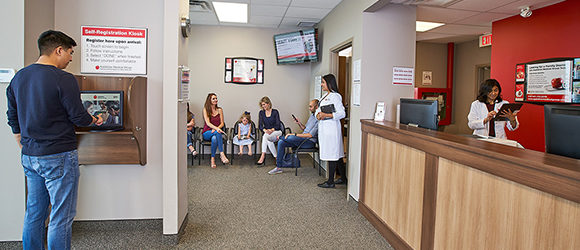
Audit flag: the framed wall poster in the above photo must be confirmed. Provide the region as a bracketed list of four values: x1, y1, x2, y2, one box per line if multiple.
[224, 57, 264, 84]
[515, 57, 580, 103]
[81, 26, 148, 75]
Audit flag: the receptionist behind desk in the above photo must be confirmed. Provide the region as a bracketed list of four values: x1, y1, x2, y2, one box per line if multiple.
[468, 79, 519, 138]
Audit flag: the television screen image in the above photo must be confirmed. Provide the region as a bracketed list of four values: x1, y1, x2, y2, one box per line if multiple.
[399, 98, 438, 130]
[544, 104, 580, 159]
[274, 29, 318, 64]
[81, 91, 124, 130]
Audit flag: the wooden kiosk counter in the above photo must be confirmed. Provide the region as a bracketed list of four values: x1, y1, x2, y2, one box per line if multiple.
[359, 119, 579, 250]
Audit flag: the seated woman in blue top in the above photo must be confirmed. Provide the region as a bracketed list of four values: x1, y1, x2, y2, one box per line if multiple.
[255, 96, 282, 165]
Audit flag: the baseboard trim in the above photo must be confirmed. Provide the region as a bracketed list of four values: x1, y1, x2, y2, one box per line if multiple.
[162, 213, 189, 245]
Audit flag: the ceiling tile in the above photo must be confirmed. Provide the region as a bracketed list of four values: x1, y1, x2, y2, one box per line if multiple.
[250, 0, 291, 6]
[290, 0, 342, 9]
[250, 4, 287, 17]
[490, 0, 564, 15]
[453, 12, 509, 26]
[189, 11, 219, 25]
[447, 0, 519, 12]
[285, 7, 331, 19]
[429, 24, 491, 35]
[417, 6, 479, 23]
[250, 15, 283, 26]
[416, 32, 456, 41]
[210, 0, 249, 4]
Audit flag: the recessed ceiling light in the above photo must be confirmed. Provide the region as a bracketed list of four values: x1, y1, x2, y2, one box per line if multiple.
[416, 21, 445, 32]
[213, 2, 247, 23]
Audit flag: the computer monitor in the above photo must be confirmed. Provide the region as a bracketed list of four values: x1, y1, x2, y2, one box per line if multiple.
[400, 98, 438, 130]
[80, 91, 124, 131]
[544, 104, 580, 159]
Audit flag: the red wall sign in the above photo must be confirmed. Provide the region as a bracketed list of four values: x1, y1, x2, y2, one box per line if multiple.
[479, 33, 492, 47]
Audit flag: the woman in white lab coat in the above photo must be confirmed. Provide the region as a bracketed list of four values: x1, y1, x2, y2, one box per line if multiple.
[316, 74, 346, 188]
[468, 79, 519, 139]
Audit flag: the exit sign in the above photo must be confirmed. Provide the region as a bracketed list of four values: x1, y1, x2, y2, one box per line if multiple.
[479, 33, 492, 47]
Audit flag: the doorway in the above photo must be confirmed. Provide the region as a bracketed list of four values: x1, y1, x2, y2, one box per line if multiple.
[330, 41, 352, 183]
[475, 64, 491, 97]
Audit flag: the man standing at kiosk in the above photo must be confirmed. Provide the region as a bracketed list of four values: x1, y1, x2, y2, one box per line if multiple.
[6, 30, 102, 249]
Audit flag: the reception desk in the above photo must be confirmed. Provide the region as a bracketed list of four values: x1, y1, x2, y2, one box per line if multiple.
[359, 119, 579, 250]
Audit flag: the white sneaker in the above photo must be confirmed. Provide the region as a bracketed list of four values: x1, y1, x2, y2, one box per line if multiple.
[268, 167, 283, 175]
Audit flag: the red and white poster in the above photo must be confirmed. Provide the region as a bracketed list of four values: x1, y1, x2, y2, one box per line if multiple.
[515, 64, 525, 82]
[81, 26, 147, 75]
[525, 61, 572, 102]
[392, 66, 414, 85]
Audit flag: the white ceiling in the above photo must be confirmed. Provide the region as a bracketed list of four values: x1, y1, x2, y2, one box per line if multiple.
[189, 0, 565, 43]
[189, 0, 342, 28]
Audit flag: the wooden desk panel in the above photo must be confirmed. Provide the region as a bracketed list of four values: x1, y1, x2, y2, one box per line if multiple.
[364, 134, 425, 249]
[435, 158, 580, 250]
[359, 119, 580, 250]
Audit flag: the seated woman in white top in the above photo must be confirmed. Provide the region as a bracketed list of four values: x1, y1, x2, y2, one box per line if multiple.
[468, 79, 519, 138]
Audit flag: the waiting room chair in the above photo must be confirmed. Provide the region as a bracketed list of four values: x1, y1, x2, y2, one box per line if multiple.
[229, 120, 257, 164]
[197, 125, 228, 165]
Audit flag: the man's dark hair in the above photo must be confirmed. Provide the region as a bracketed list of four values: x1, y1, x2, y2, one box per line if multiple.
[476, 78, 503, 103]
[38, 30, 77, 56]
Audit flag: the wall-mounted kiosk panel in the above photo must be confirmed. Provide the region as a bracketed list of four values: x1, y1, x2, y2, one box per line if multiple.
[75, 75, 147, 165]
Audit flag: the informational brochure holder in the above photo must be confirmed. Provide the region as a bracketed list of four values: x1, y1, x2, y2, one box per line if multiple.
[374, 102, 385, 121]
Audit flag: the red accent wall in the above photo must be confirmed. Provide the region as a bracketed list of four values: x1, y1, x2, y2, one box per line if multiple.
[491, 0, 580, 151]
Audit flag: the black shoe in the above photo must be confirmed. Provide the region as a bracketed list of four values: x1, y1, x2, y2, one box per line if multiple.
[334, 179, 347, 185]
[318, 182, 335, 188]
[317, 181, 328, 187]
[255, 161, 265, 165]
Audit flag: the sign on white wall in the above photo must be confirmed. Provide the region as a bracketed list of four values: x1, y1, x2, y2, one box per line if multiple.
[393, 66, 414, 85]
[81, 26, 147, 75]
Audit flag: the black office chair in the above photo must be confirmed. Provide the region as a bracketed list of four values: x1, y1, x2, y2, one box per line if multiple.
[197, 125, 228, 165]
[229, 120, 257, 164]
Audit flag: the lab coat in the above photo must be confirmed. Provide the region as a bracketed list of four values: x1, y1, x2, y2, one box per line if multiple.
[316, 92, 346, 161]
[467, 100, 519, 139]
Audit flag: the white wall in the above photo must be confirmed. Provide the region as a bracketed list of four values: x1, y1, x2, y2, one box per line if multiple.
[54, 0, 164, 220]
[354, 4, 416, 200]
[24, 0, 55, 66]
[312, 0, 377, 201]
[0, 0, 25, 241]
[188, 25, 312, 144]
[162, 0, 189, 235]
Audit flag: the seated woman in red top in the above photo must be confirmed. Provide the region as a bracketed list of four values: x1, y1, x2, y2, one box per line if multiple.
[202, 93, 229, 168]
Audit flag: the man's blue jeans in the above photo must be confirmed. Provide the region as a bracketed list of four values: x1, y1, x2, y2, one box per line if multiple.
[276, 135, 315, 167]
[203, 130, 225, 157]
[21, 150, 79, 250]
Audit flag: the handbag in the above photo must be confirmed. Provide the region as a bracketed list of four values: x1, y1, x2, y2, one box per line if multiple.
[278, 152, 300, 168]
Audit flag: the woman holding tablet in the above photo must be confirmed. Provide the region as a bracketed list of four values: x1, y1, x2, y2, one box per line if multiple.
[468, 79, 519, 138]
[316, 74, 346, 188]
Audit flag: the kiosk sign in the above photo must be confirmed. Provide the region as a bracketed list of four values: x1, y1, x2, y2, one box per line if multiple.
[81, 26, 147, 75]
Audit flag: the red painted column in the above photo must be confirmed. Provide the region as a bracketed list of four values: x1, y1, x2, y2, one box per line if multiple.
[446, 42, 454, 123]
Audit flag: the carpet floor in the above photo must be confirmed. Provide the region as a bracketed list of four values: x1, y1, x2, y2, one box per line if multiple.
[0, 155, 392, 249]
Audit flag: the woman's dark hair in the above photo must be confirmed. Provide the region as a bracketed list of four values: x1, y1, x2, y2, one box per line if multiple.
[322, 74, 339, 93]
[38, 30, 77, 56]
[204, 93, 219, 118]
[476, 79, 503, 103]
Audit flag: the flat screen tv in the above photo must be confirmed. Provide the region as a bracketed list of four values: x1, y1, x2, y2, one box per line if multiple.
[80, 90, 124, 131]
[544, 104, 580, 159]
[400, 98, 438, 130]
[274, 29, 318, 64]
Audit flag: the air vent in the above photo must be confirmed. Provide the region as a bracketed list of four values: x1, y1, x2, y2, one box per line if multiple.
[297, 21, 317, 27]
[190, 0, 212, 12]
[391, 0, 461, 7]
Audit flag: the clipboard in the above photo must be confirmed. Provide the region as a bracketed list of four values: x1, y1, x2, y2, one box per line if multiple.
[494, 103, 523, 121]
[320, 104, 335, 113]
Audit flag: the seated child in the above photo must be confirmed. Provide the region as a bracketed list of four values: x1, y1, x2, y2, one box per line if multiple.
[187, 104, 198, 156]
[232, 111, 254, 156]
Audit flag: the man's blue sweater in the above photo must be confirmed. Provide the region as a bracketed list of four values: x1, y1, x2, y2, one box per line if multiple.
[6, 64, 93, 156]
